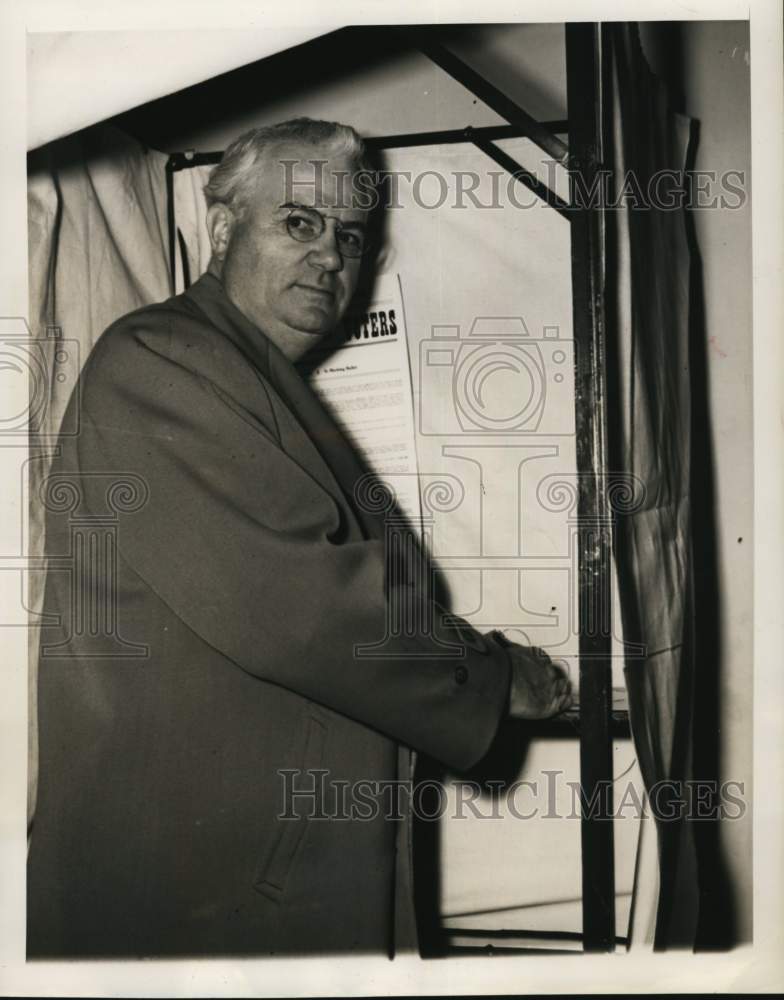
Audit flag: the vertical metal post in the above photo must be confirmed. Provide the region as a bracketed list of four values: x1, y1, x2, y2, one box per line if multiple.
[565, 22, 616, 952]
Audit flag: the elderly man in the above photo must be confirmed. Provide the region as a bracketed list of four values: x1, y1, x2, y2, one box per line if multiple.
[27, 118, 571, 958]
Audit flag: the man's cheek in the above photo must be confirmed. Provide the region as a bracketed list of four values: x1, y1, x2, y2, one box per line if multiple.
[341, 272, 361, 305]
[334, 292, 351, 320]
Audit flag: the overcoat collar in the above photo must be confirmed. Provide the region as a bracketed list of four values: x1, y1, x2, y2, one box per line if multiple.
[184, 273, 385, 541]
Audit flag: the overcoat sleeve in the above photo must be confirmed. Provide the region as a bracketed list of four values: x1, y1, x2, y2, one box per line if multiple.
[72, 309, 512, 772]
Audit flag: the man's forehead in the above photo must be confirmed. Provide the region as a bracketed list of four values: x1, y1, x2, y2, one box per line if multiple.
[257, 140, 366, 212]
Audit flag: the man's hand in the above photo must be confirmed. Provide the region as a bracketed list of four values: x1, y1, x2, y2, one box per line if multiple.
[505, 643, 573, 720]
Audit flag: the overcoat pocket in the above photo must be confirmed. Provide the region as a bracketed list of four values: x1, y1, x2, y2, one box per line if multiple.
[253, 710, 328, 901]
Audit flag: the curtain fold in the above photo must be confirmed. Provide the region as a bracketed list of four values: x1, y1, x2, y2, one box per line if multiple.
[27, 126, 171, 825]
[606, 23, 700, 947]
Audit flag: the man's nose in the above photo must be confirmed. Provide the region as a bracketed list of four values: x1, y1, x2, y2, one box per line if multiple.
[307, 222, 344, 272]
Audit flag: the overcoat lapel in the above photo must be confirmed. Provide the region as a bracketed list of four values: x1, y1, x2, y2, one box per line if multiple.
[185, 273, 384, 541]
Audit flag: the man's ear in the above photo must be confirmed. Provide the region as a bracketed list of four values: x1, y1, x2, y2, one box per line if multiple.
[206, 203, 237, 264]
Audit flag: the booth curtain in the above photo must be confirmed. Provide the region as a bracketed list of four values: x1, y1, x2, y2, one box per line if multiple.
[606, 23, 700, 947]
[26, 126, 172, 824]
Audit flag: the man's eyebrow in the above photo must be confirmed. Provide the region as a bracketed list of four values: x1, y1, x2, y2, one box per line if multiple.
[278, 202, 367, 232]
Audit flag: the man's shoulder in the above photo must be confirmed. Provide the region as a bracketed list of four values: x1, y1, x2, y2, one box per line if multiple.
[87, 290, 265, 396]
[95, 292, 223, 366]
[77, 290, 283, 439]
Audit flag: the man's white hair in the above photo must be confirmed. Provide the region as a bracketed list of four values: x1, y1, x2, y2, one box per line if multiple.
[203, 117, 371, 220]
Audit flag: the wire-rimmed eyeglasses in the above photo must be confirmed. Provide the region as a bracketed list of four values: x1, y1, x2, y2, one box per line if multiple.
[284, 204, 371, 259]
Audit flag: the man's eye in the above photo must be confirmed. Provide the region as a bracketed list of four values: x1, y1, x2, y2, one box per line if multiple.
[287, 212, 321, 239]
[337, 230, 364, 254]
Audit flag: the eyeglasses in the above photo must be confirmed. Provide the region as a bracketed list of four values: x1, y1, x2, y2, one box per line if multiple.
[284, 204, 370, 259]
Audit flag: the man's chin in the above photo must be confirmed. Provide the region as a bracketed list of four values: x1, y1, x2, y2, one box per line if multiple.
[295, 322, 333, 341]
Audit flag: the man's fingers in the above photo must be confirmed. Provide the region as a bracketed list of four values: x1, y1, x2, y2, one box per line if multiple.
[547, 660, 571, 692]
[506, 644, 574, 720]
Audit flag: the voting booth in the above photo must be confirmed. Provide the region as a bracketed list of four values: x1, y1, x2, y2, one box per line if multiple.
[25, 23, 701, 952]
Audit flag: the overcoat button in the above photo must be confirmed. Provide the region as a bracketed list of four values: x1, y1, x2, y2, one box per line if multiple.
[454, 666, 468, 685]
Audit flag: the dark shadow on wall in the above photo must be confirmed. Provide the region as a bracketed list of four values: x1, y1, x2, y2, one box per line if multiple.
[643, 21, 740, 950]
[683, 119, 740, 951]
[112, 24, 567, 157]
[604, 21, 741, 950]
[651, 21, 740, 947]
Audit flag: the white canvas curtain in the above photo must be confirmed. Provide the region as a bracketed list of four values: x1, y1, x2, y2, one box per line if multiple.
[27, 125, 171, 822]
